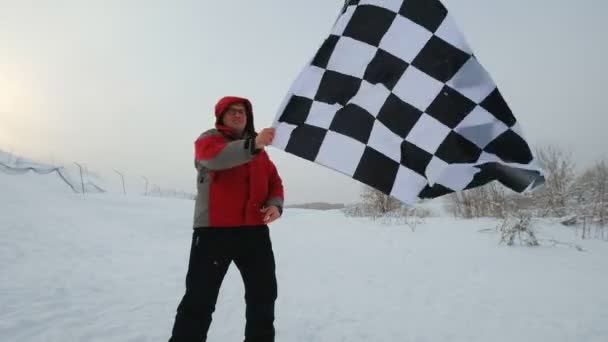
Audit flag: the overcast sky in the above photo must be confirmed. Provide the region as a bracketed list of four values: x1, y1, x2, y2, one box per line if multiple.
[1, 0, 606, 204]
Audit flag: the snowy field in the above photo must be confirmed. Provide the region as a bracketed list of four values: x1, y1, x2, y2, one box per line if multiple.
[1, 169, 607, 342]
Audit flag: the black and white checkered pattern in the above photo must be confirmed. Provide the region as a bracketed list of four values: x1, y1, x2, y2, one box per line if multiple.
[272, 0, 544, 204]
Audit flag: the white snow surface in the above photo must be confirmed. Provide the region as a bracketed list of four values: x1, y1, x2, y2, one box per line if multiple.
[1, 170, 607, 342]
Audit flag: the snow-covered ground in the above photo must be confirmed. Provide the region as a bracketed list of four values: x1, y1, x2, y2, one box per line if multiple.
[1, 168, 607, 341]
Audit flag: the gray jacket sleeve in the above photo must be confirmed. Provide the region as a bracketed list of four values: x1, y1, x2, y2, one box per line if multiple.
[196, 130, 258, 170]
[265, 197, 284, 215]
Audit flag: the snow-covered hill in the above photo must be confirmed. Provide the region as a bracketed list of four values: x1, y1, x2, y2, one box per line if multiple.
[1, 167, 607, 341]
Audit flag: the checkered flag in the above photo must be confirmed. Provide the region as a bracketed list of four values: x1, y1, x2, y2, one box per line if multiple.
[271, 0, 544, 204]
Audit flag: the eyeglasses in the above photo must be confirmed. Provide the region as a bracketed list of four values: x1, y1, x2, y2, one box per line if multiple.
[225, 108, 247, 116]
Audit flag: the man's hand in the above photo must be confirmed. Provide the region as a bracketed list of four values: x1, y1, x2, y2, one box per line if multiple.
[261, 205, 281, 224]
[255, 128, 275, 150]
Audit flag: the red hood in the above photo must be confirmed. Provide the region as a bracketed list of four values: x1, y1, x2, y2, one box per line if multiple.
[214, 96, 253, 120]
[214, 96, 256, 137]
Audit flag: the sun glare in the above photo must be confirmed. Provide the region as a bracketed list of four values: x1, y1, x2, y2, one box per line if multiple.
[0, 71, 27, 114]
[0, 69, 33, 150]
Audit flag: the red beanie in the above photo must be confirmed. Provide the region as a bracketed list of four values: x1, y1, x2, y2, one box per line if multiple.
[214, 96, 253, 119]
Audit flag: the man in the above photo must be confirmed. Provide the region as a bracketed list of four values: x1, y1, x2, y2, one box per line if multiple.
[169, 96, 284, 342]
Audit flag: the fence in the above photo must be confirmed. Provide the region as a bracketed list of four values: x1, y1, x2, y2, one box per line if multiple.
[0, 161, 105, 194]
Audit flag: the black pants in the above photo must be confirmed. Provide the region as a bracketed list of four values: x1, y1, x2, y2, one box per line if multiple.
[169, 226, 277, 342]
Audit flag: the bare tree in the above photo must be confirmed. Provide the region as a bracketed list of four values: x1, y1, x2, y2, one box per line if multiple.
[572, 160, 608, 239]
[360, 185, 401, 216]
[447, 182, 512, 219]
[533, 145, 576, 217]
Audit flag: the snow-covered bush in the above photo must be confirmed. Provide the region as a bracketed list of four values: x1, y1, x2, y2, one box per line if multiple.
[498, 214, 539, 247]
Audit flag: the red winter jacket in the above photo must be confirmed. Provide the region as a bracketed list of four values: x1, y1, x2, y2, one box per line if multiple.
[192, 125, 284, 228]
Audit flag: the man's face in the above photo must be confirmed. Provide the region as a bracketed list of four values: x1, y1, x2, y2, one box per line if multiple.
[222, 103, 247, 133]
